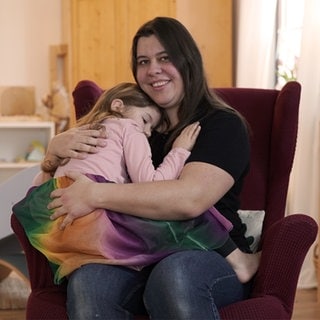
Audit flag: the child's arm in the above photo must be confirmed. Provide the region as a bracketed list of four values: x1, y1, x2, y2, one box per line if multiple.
[125, 122, 201, 182]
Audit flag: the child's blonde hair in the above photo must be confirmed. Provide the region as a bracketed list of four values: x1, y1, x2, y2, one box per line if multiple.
[77, 82, 168, 130]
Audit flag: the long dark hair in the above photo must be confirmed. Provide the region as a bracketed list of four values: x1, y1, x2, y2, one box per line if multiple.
[131, 17, 244, 148]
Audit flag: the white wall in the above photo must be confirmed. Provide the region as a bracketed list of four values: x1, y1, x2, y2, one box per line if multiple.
[0, 0, 62, 107]
[0, 0, 61, 237]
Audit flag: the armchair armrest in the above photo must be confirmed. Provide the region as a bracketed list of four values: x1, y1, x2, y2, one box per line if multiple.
[220, 214, 318, 319]
[253, 214, 317, 301]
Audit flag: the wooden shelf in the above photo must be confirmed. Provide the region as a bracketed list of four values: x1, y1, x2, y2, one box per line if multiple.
[0, 162, 40, 169]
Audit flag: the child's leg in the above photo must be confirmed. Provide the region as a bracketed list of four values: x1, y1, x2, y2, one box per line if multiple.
[215, 237, 261, 283]
[225, 248, 261, 283]
[206, 207, 261, 283]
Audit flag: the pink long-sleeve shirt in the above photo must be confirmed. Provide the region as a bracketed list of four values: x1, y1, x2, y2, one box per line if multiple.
[54, 118, 190, 183]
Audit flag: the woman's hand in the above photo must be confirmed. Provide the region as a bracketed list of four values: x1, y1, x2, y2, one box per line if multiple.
[47, 124, 107, 160]
[172, 122, 201, 151]
[48, 171, 97, 229]
[42, 125, 107, 174]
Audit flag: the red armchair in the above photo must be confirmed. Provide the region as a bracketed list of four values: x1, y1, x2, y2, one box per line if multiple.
[11, 80, 318, 319]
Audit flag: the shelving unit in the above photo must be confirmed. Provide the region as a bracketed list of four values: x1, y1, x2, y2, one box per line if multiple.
[0, 120, 55, 184]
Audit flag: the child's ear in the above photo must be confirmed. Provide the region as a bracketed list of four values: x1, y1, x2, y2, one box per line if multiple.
[110, 99, 125, 113]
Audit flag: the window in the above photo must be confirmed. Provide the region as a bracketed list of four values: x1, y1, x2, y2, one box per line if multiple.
[276, 0, 304, 88]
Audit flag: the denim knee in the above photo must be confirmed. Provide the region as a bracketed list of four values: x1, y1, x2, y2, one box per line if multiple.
[144, 251, 244, 320]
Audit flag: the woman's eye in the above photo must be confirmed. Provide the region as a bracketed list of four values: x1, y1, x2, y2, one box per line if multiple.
[137, 59, 148, 65]
[160, 56, 170, 62]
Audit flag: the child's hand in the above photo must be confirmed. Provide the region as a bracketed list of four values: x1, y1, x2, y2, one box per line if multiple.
[172, 122, 201, 151]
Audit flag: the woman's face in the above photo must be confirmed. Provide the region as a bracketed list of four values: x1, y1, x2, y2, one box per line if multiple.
[135, 35, 184, 125]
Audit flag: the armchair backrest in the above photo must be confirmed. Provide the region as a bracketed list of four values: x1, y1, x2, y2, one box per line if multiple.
[215, 81, 301, 232]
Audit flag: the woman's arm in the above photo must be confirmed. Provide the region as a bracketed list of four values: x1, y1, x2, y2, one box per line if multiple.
[45, 125, 107, 160]
[49, 161, 234, 229]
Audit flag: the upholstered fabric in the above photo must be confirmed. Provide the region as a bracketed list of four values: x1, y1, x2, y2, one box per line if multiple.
[11, 80, 318, 320]
[72, 80, 104, 119]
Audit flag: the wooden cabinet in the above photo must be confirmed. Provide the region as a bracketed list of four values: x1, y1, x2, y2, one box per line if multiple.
[175, 0, 233, 87]
[64, 0, 233, 91]
[0, 121, 55, 183]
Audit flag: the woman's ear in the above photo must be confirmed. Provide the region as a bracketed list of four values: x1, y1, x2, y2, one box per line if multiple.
[110, 99, 125, 113]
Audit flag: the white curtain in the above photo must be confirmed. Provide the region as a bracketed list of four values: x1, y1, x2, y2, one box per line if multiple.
[234, 0, 278, 88]
[286, 0, 320, 288]
[235, 0, 320, 288]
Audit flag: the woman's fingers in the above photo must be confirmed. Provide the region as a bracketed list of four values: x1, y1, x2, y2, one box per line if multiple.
[59, 215, 74, 230]
[67, 127, 107, 153]
[48, 171, 95, 229]
[46, 125, 107, 160]
[50, 208, 75, 230]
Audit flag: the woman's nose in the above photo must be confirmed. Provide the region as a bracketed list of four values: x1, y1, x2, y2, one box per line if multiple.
[147, 60, 161, 75]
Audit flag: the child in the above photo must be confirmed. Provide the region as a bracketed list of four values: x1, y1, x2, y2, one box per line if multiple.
[13, 83, 258, 284]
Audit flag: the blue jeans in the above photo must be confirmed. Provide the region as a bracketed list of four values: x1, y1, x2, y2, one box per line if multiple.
[67, 251, 247, 319]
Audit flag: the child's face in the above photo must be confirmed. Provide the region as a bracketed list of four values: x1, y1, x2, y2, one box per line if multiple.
[123, 105, 161, 137]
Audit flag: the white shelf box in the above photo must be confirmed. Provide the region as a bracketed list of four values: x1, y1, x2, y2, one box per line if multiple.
[0, 120, 55, 183]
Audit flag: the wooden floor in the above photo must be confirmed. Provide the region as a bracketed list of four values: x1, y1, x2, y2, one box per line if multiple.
[0, 288, 319, 320]
[292, 288, 320, 320]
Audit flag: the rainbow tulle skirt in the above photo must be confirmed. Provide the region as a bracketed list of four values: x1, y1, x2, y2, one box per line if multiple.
[13, 174, 232, 284]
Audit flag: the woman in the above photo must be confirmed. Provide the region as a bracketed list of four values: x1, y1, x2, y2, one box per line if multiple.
[46, 17, 258, 319]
